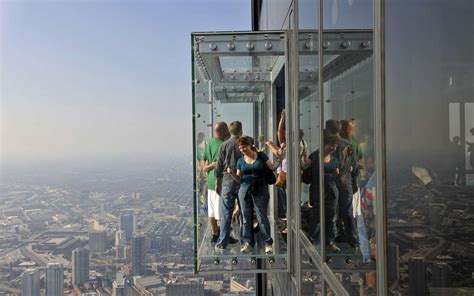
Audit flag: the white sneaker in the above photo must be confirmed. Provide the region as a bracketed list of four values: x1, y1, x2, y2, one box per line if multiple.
[240, 243, 253, 253]
[265, 245, 273, 254]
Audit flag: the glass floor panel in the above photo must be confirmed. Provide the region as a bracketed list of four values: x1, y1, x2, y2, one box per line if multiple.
[196, 213, 288, 272]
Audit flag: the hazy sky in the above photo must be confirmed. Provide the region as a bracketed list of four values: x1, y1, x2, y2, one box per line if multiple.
[0, 0, 250, 165]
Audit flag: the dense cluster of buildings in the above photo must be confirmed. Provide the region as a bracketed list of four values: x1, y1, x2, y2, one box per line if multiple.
[0, 160, 255, 295]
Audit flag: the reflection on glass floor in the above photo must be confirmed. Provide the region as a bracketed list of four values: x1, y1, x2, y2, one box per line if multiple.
[324, 244, 376, 272]
[301, 246, 377, 295]
[196, 208, 287, 272]
[301, 230, 376, 273]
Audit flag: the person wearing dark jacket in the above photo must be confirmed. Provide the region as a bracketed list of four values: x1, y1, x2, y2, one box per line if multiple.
[302, 134, 341, 252]
[214, 121, 243, 249]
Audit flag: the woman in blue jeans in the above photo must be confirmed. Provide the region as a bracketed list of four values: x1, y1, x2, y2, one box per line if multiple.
[234, 136, 283, 254]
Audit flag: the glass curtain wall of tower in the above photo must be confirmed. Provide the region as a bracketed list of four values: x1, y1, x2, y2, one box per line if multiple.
[252, 0, 474, 295]
[384, 0, 474, 295]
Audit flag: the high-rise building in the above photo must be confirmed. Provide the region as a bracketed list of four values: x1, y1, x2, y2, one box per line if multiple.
[89, 230, 107, 253]
[387, 243, 400, 285]
[166, 277, 204, 296]
[131, 234, 146, 275]
[119, 213, 136, 242]
[432, 262, 452, 288]
[112, 272, 126, 296]
[22, 269, 40, 296]
[46, 263, 64, 296]
[408, 257, 426, 296]
[115, 230, 126, 246]
[72, 247, 89, 285]
[115, 245, 130, 260]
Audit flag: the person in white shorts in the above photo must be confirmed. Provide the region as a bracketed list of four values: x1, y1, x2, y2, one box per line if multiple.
[207, 189, 222, 224]
[203, 122, 229, 243]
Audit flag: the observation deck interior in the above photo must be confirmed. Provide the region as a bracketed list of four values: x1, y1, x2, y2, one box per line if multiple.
[193, 30, 375, 274]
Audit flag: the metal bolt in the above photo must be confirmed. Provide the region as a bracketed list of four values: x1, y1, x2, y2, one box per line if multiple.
[209, 43, 217, 51]
[342, 40, 351, 48]
[264, 41, 273, 50]
[361, 40, 371, 48]
[305, 40, 313, 49]
[247, 42, 254, 50]
[227, 42, 235, 50]
[322, 41, 330, 49]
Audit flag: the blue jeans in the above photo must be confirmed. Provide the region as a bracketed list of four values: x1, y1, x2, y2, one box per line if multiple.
[238, 182, 273, 247]
[337, 178, 358, 243]
[277, 187, 287, 218]
[357, 214, 371, 263]
[309, 182, 338, 243]
[216, 184, 239, 246]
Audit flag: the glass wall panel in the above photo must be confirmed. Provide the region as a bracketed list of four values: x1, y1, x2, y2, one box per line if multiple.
[194, 67, 213, 256]
[301, 247, 323, 295]
[297, 0, 325, 275]
[321, 0, 377, 293]
[385, 0, 474, 294]
[298, 29, 322, 257]
[192, 32, 289, 273]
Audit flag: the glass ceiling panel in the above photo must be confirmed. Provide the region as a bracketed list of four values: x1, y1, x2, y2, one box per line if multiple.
[219, 56, 276, 74]
[299, 55, 339, 72]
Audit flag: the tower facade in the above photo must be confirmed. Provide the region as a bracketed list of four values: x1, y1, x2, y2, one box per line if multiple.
[131, 234, 146, 275]
[89, 230, 107, 253]
[119, 213, 136, 242]
[46, 263, 64, 296]
[21, 269, 40, 296]
[72, 247, 89, 285]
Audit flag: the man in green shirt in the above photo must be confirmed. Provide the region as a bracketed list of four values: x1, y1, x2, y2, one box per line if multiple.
[204, 122, 229, 243]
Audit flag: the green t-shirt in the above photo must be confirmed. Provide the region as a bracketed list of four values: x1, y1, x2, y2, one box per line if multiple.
[350, 136, 363, 161]
[204, 138, 223, 191]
